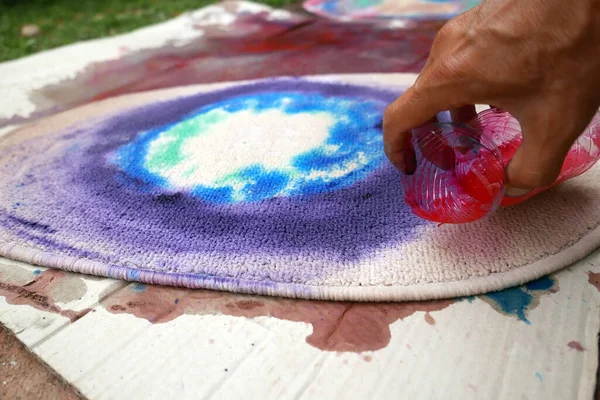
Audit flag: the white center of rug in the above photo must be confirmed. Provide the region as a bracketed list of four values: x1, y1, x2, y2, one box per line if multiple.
[145, 108, 334, 190]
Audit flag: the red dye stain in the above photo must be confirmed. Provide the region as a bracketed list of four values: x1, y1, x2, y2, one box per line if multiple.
[567, 341, 585, 352]
[424, 313, 436, 325]
[85, 21, 436, 104]
[100, 21, 436, 99]
[0, 13, 442, 130]
[102, 284, 455, 353]
[588, 271, 600, 292]
[0, 270, 91, 322]
[363, 355, 372, 362]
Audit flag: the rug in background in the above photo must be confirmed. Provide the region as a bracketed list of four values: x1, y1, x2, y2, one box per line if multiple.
[0, 1, 442, 130]
[303, 0, 481, 20]
[2, 74, 599, 301]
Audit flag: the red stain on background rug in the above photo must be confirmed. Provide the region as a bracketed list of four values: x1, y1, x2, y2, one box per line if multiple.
[102, 283, 454, 353]
[85, 18, 438, 100]
[1, 8, 441, 128]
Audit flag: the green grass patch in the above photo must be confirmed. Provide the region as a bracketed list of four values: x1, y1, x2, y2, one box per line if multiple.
[0, 0, 295, 62]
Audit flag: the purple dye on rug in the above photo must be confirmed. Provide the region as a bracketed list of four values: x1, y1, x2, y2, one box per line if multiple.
[0, 78, 425, 294]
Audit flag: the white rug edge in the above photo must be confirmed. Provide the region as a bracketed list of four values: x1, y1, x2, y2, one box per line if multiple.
[1, 222, 598, 302]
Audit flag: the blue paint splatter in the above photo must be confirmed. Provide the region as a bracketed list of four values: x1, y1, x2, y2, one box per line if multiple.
[132, 283, 147, 292]
[525, 276, 554, 291]
[33, 269, 41, 276]
[480, 276, 557, 324]
[457, 296, 475, 303]
[484, 287, 533, 323]
[535, 372, 543, 382]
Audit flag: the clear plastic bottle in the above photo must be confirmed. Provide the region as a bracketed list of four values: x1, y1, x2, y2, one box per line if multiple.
[401, 108, 600, 224]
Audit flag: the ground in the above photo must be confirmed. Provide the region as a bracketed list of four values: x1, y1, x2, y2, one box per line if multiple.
[0, 0, 294, 62]
[0, 324, 84, 400]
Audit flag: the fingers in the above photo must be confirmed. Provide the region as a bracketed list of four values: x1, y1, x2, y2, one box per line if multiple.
[505, 142, 567, 195]
[505, 113, 576, 193]
[506, 104, 598, 193]
[449, 105, 480, 154]
[384, 11, 474, 173]
[383, 79, 457, 172]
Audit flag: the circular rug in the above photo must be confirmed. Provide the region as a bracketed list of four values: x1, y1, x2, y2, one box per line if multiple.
[303, 0, 481, 21]
[1, 74, 599, 301]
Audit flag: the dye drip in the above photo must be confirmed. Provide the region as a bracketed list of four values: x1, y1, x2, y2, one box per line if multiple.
[402, 108, 600, 223]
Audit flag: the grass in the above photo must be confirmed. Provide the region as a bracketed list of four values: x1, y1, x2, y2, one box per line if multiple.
[0, 0, 295, 62]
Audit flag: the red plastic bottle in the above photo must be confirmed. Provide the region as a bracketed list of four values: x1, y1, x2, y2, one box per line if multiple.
[401, 108, 600, 224]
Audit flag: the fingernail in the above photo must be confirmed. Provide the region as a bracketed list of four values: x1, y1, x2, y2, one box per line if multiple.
[505, 186, 532, 198]
[404, 146, 417, 175]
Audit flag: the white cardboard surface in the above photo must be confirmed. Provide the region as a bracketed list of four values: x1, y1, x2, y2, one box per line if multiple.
[0, 2, 599, 399]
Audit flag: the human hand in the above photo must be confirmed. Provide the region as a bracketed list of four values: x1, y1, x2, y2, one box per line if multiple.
[383, 0, 600, 195]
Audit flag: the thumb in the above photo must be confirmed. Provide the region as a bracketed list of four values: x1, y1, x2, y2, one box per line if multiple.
[505, 116, 574, 196]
